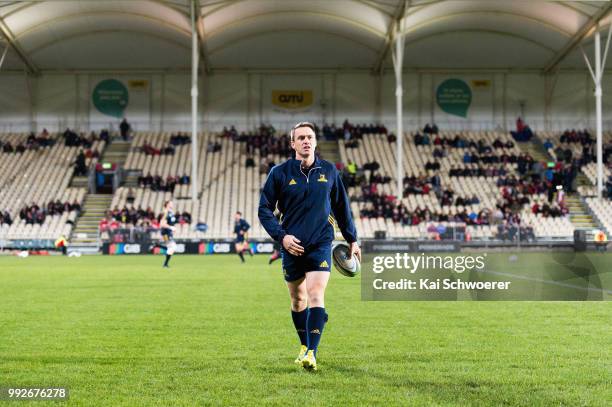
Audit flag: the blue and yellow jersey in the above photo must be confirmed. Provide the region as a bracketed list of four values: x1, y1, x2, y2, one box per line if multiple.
[161, 209, 176, 237]
[258, 157, 357, 247]
[234, 218, 250, 238]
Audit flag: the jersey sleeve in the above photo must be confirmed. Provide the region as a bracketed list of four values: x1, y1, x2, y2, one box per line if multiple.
[258, 167, 287, 243]
[330, 169, 358, 244]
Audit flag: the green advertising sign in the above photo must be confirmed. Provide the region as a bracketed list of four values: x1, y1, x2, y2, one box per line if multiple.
[436, 79, 472, 118]
[92, 79, 128, 118]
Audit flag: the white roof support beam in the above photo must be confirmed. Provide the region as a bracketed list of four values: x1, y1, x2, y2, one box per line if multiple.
[0, 15, 39, 75]
[373, 0, 409, 75]
[191, 0, 200, 202]
[581, 26, 612, 199]
[543, 2, 612, 74]
[193, 0, 211, 74]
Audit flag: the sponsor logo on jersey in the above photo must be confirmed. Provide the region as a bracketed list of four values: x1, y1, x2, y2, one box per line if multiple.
[289, 178, 297, 185]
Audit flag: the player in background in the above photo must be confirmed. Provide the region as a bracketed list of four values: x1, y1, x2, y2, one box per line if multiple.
[269, 242, 281, 264]
[159, 200, 177, 268]
[234, 211, 254, 263]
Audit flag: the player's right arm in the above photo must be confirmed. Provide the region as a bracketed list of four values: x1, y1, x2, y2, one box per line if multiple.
[258, 168, 286, 242]
[258, 168, 304, 256]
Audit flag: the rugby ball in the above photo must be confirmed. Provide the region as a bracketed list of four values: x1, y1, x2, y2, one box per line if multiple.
[332, 242, 360, 277]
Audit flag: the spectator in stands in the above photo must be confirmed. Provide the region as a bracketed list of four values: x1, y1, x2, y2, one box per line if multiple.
[347, 160, 357, 176]
[100, 129, 110, 144]
[3, 142, 14, 153]
[70, 200, 81, 213]
[245, 155, 255, 168]
[120, 118, 131, 141]
[127, 188, 135, 204]
[0, 210, 11, 226]
[543, 138, 553, 151]
[511, 117, 533, 142]
[74, 150, 87, 176]
[170, 133, 191, 146]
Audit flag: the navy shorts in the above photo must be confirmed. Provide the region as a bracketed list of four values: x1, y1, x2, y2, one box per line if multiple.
[235, 235, 245, 243]
[161, 230, 174, 242]
[281, 243, 332, 282]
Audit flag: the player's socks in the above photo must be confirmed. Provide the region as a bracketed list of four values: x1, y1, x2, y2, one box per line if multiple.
[291, 308, 309, 347]
[268, 252, 280, 264]
[238, 252, 245, 262]
[248, 248, 254, 257]
[306, 307, 327, 357]
[164, 254, 172, 267]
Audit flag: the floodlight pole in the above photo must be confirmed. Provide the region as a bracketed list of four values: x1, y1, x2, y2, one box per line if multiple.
[392, 25, 405, 199]
[190, 0, 199, 202]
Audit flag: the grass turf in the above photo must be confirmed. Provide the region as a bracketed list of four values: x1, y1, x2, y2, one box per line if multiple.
[0, 254, 610, 406]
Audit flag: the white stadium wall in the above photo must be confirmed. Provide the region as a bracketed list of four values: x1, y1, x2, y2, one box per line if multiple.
[1, 70, 612, 134]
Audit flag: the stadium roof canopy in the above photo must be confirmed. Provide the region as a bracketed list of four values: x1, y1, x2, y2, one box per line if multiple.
[1, 0, 612, 74]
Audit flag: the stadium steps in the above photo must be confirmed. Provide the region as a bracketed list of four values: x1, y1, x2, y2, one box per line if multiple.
[575, 172, 591, 187]
[566, 195, 598, 229]
[70, 175, 89, 189]
[70, 194, 114, 251]
[318, 140, 341, 164]
[523, 139, 551, 162]
[526, 139, 598, 228]
[101, 140, 131, 167]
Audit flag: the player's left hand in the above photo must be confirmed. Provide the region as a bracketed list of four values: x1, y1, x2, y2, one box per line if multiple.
[347, 242, 361, 263]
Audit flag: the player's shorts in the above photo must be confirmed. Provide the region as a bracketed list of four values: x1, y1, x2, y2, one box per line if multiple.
[235, 235, 245, 243]
[280, 242, 332, 282]
[161, 229, 174, 241]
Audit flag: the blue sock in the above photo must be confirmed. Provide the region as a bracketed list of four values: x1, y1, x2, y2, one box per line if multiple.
[291, 308, 309, 347]
[306, 307, 328, 356]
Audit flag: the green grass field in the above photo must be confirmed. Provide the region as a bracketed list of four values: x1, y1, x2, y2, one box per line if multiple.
[0, 254, 610, 406]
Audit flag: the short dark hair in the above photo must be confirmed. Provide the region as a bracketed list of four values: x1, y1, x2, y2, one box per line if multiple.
[290, 121, 316, 141]
[236, 211, 242, 216]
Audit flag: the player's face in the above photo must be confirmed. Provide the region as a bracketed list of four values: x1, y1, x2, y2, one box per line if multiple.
[234, 213, 241, 222]
[166, 201, 173, 210]
[291, 127, 316, 159]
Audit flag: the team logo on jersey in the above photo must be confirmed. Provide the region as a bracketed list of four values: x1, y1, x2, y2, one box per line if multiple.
[317, 174, 328, 182]
[319, 260, 329, 268]
[289, 179, 297, 185]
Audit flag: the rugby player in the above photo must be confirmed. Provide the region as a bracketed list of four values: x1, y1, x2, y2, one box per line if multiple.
[258, 121, 360, 371]
[234, 211, 253, 262]
[159, 200, 177, 268]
